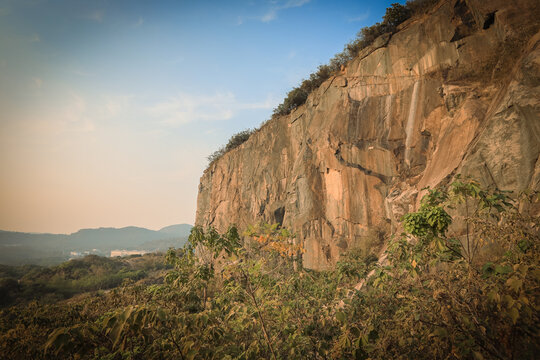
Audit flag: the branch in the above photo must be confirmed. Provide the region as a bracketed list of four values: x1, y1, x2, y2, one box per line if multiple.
[240, 268, 277, 360]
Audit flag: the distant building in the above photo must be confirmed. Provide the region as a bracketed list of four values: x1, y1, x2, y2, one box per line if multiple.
[69, 251, 83, 260]
[68, 249, 108, 259]
[110, 249, 148, 257]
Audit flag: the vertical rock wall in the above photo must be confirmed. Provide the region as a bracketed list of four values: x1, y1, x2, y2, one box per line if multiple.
[196, 0, 540, 270]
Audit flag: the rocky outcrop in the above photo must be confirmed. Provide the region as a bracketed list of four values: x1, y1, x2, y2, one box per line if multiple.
[195, 0, 540, 270]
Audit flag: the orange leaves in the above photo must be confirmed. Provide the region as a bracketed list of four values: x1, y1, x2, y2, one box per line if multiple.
[245, 223, 302, 260]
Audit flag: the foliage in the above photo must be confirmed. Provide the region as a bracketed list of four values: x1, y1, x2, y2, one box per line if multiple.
[207, 129, 255, 164]
[383, 3, 411, 30]
[336, 179, 539, 359]
[0, 253, 169, 308]
[1, 179, 538, 359]
[336, 248, 378, 281]
[406, 0, 439, 15]
[244, 222, 302, 271]
[272, 87, 310, 117]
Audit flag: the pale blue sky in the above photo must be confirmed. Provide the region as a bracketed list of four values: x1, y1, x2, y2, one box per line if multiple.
[0, 0, 399, 233]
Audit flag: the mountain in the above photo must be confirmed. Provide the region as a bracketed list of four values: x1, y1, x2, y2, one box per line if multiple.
[69, 226, 170, 249]
[158, 224, 193, 237]
[0, 224, 192, 266]
[195, 0, 540, 270]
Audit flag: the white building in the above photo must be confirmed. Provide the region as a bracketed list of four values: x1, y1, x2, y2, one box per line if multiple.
[110, 249, 147, 257]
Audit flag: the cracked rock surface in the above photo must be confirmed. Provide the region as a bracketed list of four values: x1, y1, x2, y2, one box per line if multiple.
[196, 0, 540, 270]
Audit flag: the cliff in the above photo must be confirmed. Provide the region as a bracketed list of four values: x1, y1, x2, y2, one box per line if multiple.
[195, 0, 540, 270]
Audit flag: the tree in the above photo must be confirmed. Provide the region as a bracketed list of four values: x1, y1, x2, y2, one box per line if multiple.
[383, 3, 411, 30]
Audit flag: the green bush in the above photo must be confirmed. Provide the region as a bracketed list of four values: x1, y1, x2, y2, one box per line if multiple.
[0, 254, 167, 308]
[406, 0, 439, 15]
[207, 129, 255, 164]
[272, 87, 309, 117]
[336, 248, 378, 280]
[383, 3, 411, 30]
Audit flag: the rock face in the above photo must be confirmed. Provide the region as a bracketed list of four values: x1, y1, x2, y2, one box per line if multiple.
[196, 0, 540, 270]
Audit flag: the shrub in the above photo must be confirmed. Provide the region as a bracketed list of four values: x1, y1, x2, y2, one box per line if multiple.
[272, 87, 309, 117]
[207, 129, 255, 164]
[332, 179, 540, 359]
[328, 52, 350, 72]
[383, 3, 411, 30]
[336, 248, 378, 280]
[308, 64, 333, 89]
[358, 22, 388, 47]
[206, 149, 223, 165]
[406, 0, 439, 15]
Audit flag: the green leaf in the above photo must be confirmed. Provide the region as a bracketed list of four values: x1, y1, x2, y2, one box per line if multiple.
[506, 277, 523, 292]
[495, 265, 512, 275]
[482, 262, 495, 276]
[429, 327, 448, 338]
[336, 311, 346, 324]
[44, 328, 68, 354]
[473, 351, 485, 360]
[186, 348, 198, 360]
[509, 307, 519, 324]
[157, 308, 167, 321]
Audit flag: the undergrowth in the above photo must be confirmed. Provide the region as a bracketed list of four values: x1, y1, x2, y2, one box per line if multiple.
[2, 178, 538, 359]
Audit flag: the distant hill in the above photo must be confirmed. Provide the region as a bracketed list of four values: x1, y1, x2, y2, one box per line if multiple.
[69, 226, 171, 249]
[0, 224, 192, 266]
[0, 252, 171, 308]
[158, 224, 193, 237]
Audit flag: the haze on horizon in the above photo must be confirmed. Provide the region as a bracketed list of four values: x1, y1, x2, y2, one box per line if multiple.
[0, 0, 397, 234]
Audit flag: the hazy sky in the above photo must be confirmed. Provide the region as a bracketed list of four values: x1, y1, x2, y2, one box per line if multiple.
[0, 0, 397, 234]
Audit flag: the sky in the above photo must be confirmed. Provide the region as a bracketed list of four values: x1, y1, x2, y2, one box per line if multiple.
[0, 0, 398, 234]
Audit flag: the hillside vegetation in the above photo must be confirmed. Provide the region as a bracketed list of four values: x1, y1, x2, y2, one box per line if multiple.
[1, 179, 538, 359]
[0, 253, 170, 308]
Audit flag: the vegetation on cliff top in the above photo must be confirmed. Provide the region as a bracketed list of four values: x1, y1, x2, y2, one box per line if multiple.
[207, 129, 255, 164]
[2, 178, 538, 359]
[207, 0, 438, 166]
